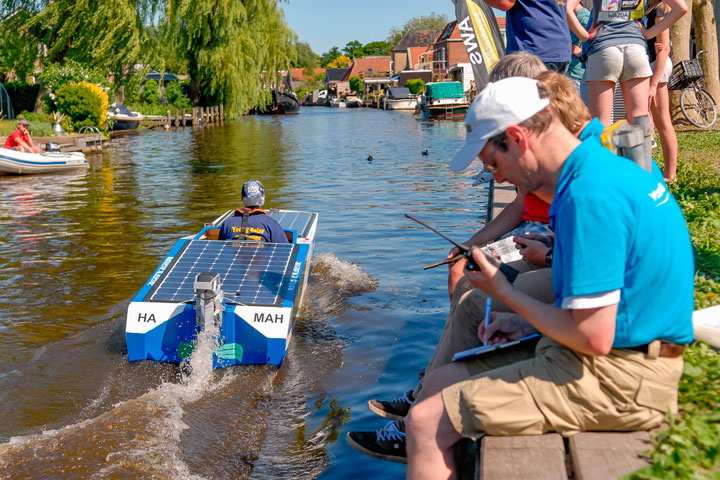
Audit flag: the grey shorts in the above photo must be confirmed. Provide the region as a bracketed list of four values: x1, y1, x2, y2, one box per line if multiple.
[586, 44, 653, 83]
[651, 57, 673, 84]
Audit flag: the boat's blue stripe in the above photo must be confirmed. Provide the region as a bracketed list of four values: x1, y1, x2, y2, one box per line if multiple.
[0, 153, 85, 166]
[282, 243, 309, 308]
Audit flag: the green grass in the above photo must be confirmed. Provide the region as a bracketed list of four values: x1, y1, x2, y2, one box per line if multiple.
[626, 131, 720, 479]
[0, 118, 54, 137]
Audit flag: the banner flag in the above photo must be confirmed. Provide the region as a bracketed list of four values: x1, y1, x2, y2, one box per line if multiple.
[453, 0, 505, 90]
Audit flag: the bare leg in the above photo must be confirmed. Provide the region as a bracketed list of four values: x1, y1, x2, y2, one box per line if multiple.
[620, 77, 650, 123]
[406, 392, 462, 480]
[448, 257, 467, 301]
[419, 362, 472, 401]
[587, 81, 616, 126]
[649, 83, 677, 181]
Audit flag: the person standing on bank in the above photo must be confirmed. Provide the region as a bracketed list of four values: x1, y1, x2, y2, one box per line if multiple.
[404, 77, 694, 479]
[645, 0, 678, 184]
[218, 179, 289, 243]
[567, 0, 591, 88]
[566, 0, 687, 126]
[3, 119, 42, 154]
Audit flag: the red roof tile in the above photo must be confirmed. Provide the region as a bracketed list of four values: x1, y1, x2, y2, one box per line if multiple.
[291, 67, 326, 82]
[347, 56, 392, 77]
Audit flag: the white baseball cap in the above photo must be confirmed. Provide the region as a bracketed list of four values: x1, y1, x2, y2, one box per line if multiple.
[449, 77, 550, 172]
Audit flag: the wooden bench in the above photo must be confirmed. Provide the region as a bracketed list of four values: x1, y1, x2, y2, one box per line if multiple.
[457, 431, 652, 480]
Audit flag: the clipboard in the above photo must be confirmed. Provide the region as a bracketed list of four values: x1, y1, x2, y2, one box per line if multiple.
[452, 334, 541, 362]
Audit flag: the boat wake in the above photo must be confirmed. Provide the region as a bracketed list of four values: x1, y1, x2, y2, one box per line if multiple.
[0, 253, 376, 479]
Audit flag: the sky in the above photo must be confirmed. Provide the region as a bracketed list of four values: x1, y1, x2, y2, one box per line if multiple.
[281, 0, 458, 55]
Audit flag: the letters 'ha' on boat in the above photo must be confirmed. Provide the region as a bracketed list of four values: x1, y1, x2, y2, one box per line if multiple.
[0, 147, 88, 175]
[125, 209, 318, 368]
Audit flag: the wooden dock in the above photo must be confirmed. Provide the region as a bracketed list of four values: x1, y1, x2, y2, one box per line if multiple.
[140, 106, 224, 129]
[0, 134, 105, 153]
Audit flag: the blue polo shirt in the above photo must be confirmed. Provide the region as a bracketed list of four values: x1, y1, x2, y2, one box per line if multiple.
[506, 0, 571, 63]
[549, 139, 694, 347]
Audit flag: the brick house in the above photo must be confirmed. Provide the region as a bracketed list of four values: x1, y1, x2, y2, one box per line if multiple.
[391, 29, 442, 74]
[345, 56, 392, 78]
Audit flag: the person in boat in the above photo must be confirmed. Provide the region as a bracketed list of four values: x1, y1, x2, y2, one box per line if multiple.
[218, 179, 288, 243]
[404, 77, 693, 479]
[4, 119, 42, 154]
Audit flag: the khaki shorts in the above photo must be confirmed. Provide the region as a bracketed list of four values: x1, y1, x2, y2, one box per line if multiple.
[442, 337, 683, 439]
[651, 57, 673, 84]
[586, 44, 653, 83]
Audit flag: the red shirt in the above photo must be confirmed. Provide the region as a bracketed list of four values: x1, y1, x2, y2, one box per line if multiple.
[522, 193, 550, 223]
[4, 129, 29, 149]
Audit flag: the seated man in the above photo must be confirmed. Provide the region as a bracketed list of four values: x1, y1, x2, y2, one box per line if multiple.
[346, 71, 600, 463]
[405, 77, 694, 479]
[218, 179, 288, 243]
[4, 119, 42, 154]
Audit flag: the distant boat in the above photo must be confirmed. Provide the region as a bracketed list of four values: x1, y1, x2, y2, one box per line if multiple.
[249, 90, 300, 115]
[329, 97, 346, 108]
[385, 87, 418, 111]
[107, 103, 143, 130]
[0, 146, 88, 175]
[417, 82, 469, 119]
[346, 96, 363, 108]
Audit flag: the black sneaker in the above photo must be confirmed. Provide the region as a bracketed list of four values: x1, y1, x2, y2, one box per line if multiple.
[346, 420, 407, 463]
[367, 389, 414, 421]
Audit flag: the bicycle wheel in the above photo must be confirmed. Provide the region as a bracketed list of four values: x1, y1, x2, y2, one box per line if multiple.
[680, 88, 717, 128]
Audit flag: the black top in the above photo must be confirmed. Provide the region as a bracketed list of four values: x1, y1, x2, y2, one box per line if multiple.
[646, 8, 659, 64]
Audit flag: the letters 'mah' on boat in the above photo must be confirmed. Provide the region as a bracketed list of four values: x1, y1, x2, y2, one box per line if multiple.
[125, 209, 318, 368]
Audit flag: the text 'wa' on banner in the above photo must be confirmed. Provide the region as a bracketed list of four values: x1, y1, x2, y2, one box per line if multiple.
[453, 0, 505, 90]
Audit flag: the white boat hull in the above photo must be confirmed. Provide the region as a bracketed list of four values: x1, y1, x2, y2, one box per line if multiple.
[386, 99, 418, 110]
[0, 148, 88, 175]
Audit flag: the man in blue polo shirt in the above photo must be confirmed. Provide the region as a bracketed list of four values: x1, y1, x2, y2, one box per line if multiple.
[404, 77, 694, 479]
[218, 179, 288, 243]
[487, 0, 571, 72]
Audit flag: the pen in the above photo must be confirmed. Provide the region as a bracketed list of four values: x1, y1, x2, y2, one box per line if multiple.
[483, 296, 492, 346]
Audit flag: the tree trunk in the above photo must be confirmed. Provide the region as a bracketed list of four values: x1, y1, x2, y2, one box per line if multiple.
[670, 0, 694, 123]
[693, 0, 720, 104]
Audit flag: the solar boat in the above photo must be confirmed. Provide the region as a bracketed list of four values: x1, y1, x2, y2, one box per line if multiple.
[125, 209, 318, 368]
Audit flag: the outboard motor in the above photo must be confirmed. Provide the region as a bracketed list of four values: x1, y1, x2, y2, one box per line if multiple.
[44, 142, 61, 153]
[193, 272, 224, 331]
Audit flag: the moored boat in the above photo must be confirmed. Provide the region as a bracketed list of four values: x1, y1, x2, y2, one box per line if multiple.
[418, 82, 469, 119]
[385, 87, 418, 110]
[329, 97, 346, 108]
[0, 147, 88, 175]
[107, 103, 144, 130]
[125, 208, 319, 368]
[346, 96, 363, 108]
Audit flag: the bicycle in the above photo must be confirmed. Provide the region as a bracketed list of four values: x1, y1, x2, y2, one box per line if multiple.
[668, 50, 717, 128]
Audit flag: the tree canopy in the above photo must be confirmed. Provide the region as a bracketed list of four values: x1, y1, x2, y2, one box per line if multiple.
[0, 0, 298, 117]
[386, 12, 449, 47]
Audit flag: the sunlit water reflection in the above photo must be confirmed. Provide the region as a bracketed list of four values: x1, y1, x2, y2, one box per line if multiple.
[0, 108, 489, 479]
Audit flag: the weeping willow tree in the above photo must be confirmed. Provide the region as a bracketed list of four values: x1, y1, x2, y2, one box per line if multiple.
[165, 0, 296, 116]
[0, 0, 296, 115]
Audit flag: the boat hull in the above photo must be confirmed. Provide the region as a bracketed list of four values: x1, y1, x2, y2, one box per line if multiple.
[386, 99, 418, 110]
[125, 209, 318, 368]
[0, 148, 88, 175]
[420, 105, 469, 119]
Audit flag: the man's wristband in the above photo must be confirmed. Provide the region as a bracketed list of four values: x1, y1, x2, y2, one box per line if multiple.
[545, 248, 553, 267]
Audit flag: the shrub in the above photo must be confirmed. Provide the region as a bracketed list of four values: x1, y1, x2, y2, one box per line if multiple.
[55, 82, 108, 130]
[140, 79, 160, 105]
[165, 81, 190, 109]
[349, 76, 363, 93]
[406, 78, 425, 95]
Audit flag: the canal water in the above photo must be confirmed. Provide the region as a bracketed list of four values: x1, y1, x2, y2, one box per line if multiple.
[0, 108, 490, 479]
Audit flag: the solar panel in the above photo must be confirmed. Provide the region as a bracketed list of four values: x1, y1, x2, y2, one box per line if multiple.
[269, 211, 315, 237]
[147, 240, 298, 305]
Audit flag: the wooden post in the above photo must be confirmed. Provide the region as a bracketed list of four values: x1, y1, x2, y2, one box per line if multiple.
[200, 107, 205, 127]
[174, 108, 179, 129]
[166, 110, 171, 128]
[214, 106, 219, 124]
[181, 109, 186, 127]
[220, 104, 224, 124]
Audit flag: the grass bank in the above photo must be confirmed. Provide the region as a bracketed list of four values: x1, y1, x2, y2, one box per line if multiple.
[628, 131, 720, 479]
